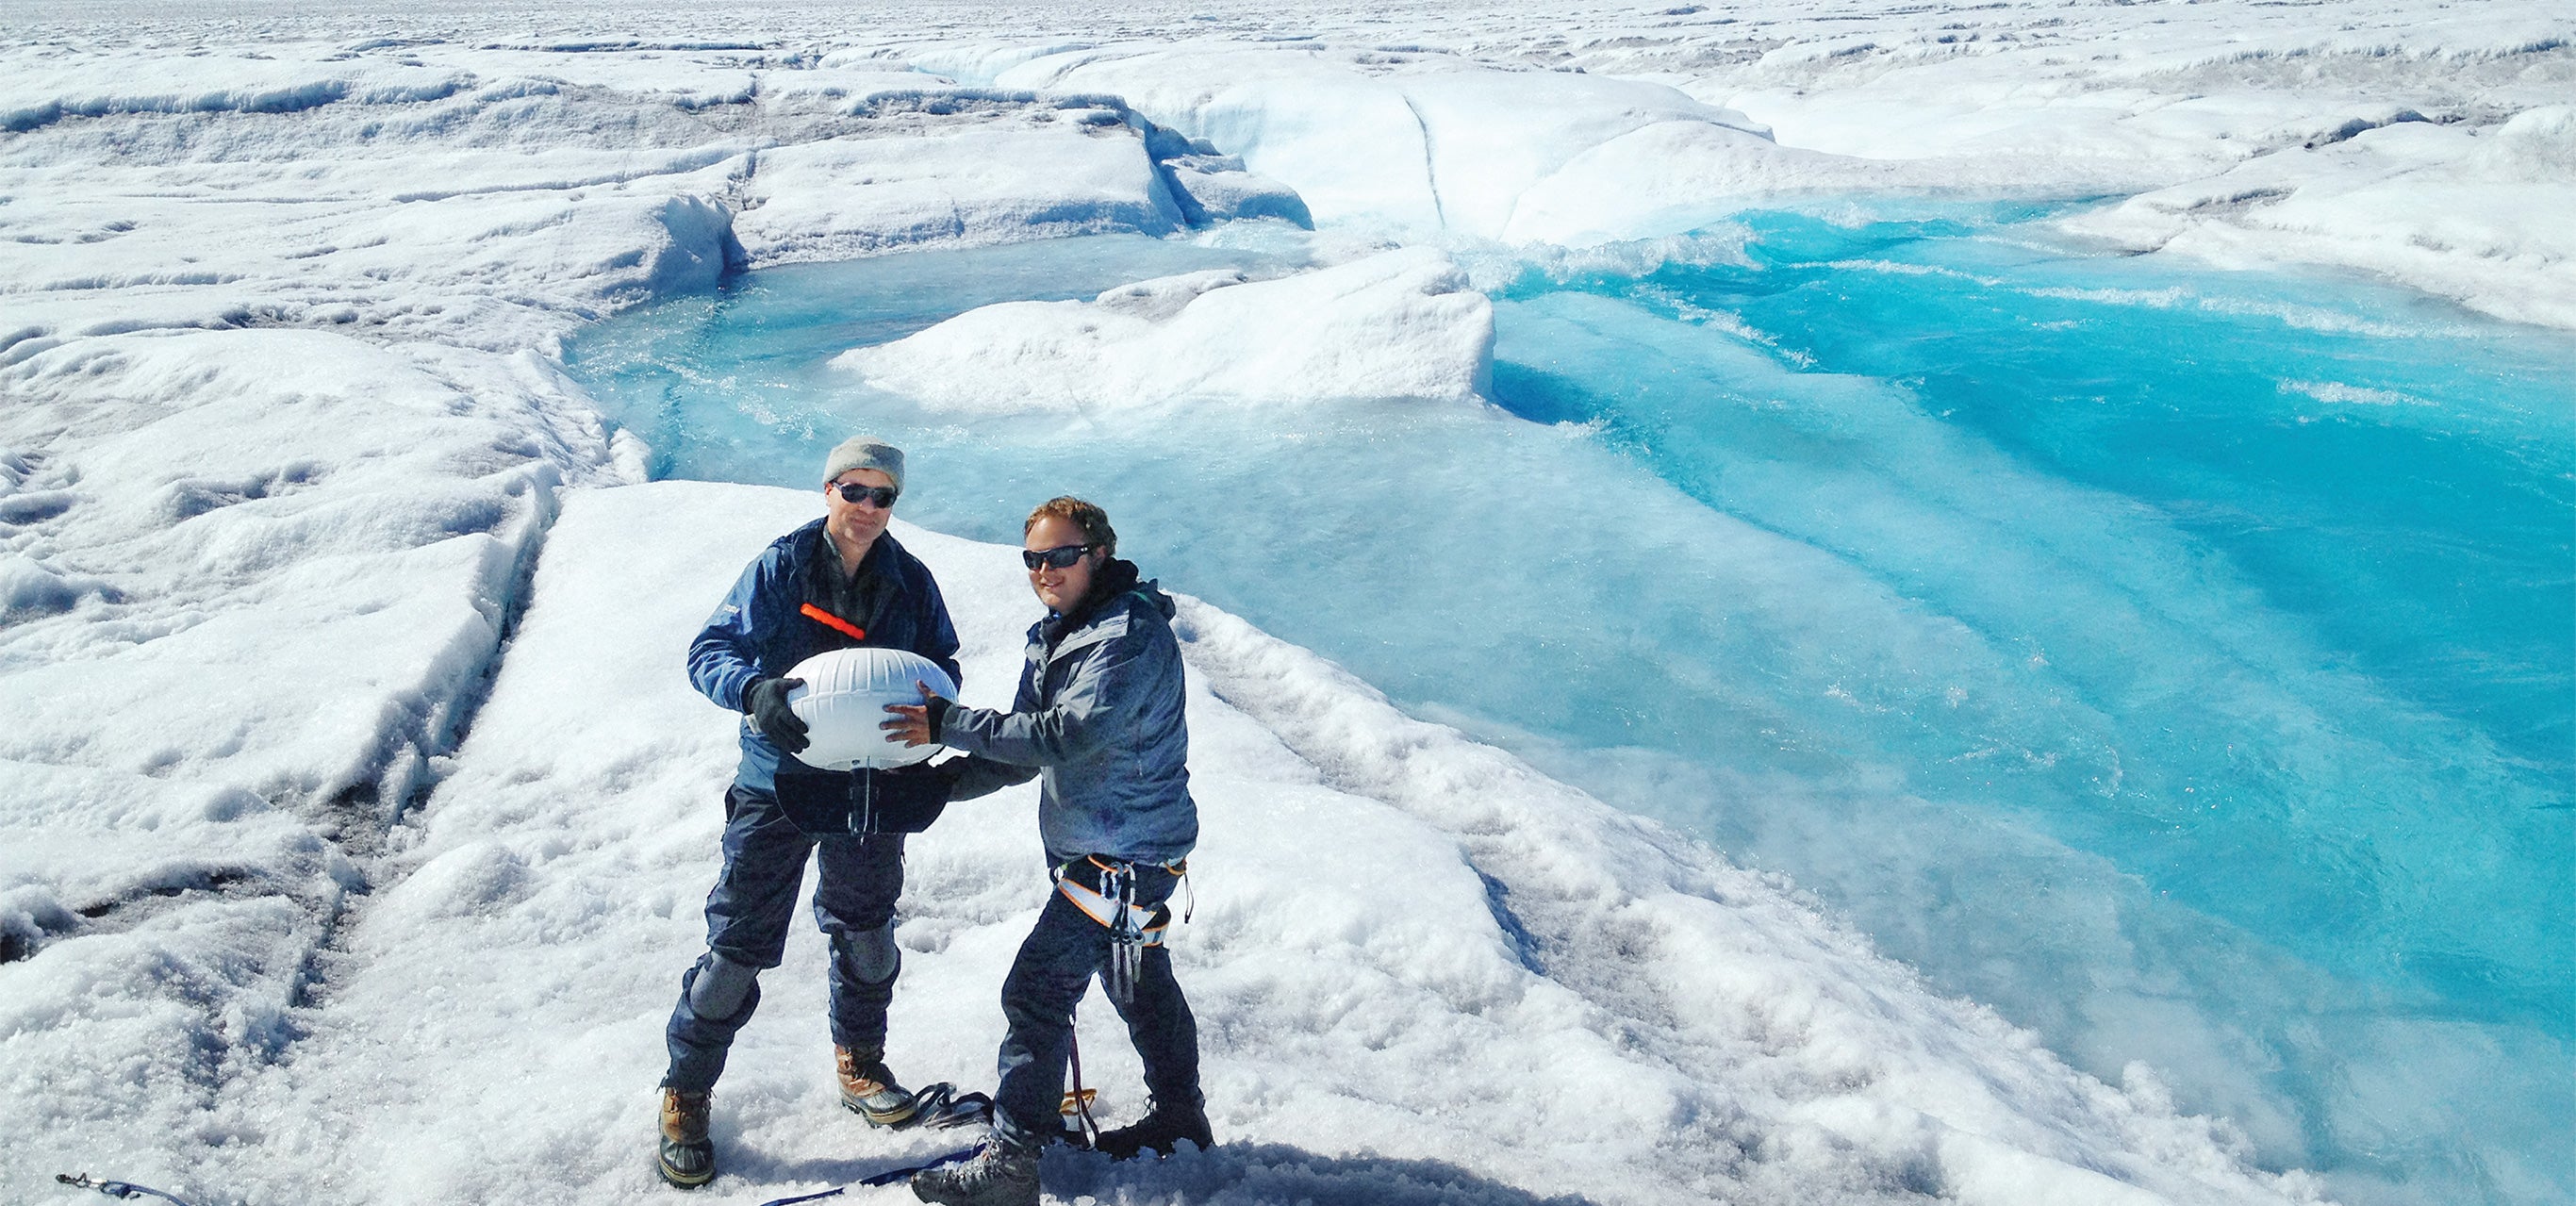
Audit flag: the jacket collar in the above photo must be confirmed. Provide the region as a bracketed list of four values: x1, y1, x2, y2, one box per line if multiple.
[789, 516, 898, 580]
[1042, 556, 1145, 648]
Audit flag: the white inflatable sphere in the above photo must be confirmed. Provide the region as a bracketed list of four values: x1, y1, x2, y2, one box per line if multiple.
[784, 647, 957, 770]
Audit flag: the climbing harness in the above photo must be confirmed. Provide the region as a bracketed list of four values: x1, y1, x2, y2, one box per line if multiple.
[1054, 856, 1187, 1007]
[1049, 855, 1193, 1146]
[53, 1174, 196, 1206]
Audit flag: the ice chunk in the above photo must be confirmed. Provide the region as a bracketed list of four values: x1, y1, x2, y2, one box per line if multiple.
[2467, 104, 2576, 184]
[2063, 110, 2576, 328]
[732, 114, 1185, 266]
[1160, 152, 1313, 228]
[832, 247, 1493, 413]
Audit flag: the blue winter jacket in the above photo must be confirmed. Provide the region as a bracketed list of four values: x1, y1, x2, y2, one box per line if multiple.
[941, 561, 1197, 867]
[688, 520, 963, 796]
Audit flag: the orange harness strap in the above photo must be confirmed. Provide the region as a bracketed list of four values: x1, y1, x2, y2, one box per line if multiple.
[800, 603, 867, 641]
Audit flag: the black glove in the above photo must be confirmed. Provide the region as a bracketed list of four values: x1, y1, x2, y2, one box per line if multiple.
[923, 695, 953, 742]
[744, 676, 808, 753]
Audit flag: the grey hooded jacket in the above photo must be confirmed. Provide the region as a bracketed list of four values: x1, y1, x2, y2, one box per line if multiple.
[939, 561, 1197, 867]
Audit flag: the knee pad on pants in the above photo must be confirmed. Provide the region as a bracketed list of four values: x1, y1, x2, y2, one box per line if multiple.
[835, 922, 900, 985]
[689, 951, 761, 1020]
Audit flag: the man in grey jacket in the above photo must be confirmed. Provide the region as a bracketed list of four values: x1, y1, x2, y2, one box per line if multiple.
[884, 497, 1210, 1206]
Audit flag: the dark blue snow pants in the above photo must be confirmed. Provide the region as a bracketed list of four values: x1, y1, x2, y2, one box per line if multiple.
[991, 861, 1200, 1149]
[662, 786, 905, 1091]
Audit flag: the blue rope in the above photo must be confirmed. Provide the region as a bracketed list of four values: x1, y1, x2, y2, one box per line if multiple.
[751, 1144, 983, 1205]
[857, 1144, 983, 1187]
[753, 1189, 845, 1206]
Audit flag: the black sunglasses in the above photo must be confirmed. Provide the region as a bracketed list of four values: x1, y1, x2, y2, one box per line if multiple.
[833, 482, 899, 508]
[1021, 542, 1098, 570]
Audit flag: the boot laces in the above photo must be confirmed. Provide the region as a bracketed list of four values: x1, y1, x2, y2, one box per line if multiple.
[949, 1144, 1031, 1188]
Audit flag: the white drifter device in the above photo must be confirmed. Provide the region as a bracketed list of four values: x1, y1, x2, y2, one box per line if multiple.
[784, 647, 956, 770]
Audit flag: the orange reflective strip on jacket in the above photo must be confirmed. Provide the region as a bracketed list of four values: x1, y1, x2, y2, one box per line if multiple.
[801, 603, 867, 641]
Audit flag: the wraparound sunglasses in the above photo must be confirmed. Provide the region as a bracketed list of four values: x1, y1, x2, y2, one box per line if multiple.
[834, 482, 899, 508]
[1022, 543, 1099, 570]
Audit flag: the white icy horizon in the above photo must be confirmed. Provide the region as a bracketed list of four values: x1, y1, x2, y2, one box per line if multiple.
[4, 2, 2568, 1203]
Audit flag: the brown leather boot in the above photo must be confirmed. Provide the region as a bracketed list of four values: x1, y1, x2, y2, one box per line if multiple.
[657, 1087, 715, 1187]
[835, 1045, 918, 1127]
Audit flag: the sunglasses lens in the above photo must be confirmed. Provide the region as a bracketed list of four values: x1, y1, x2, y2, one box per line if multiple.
[836, 484, 896, 507]
[1022, 544, 1090, 570]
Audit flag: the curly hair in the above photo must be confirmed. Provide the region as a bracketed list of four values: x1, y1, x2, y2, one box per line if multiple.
[1023, 496, 1116, 556]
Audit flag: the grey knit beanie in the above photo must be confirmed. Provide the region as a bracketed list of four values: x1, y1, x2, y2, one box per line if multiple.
[821, 437, 904, 494]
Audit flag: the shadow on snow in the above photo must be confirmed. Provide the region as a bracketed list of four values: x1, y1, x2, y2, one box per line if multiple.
[755, 1141, 1599, 1205]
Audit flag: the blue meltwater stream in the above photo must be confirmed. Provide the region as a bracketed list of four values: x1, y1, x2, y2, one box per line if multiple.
[564, 205, 2574, 1206]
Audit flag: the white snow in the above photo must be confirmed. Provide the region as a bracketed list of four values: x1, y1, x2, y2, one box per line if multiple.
[0, 1, 2568, 1202]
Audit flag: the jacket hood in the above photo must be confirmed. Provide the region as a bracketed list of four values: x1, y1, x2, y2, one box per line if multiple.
[1105, 559, 1178, 618]
[1098, 558, 1176, 619]
[1069, 557, 1164, 617]
[1092, 556, 1142, 605]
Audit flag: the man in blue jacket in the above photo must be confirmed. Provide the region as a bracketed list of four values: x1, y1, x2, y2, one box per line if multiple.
[884, 497, 1209, 1206]
[655, 437, 965, 1189]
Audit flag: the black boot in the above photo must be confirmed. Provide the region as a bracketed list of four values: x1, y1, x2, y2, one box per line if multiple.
[910, 1138, 1040, 1206]
[1092, 1099, 1212, 1161]
[657, 1087, 716, 1188]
